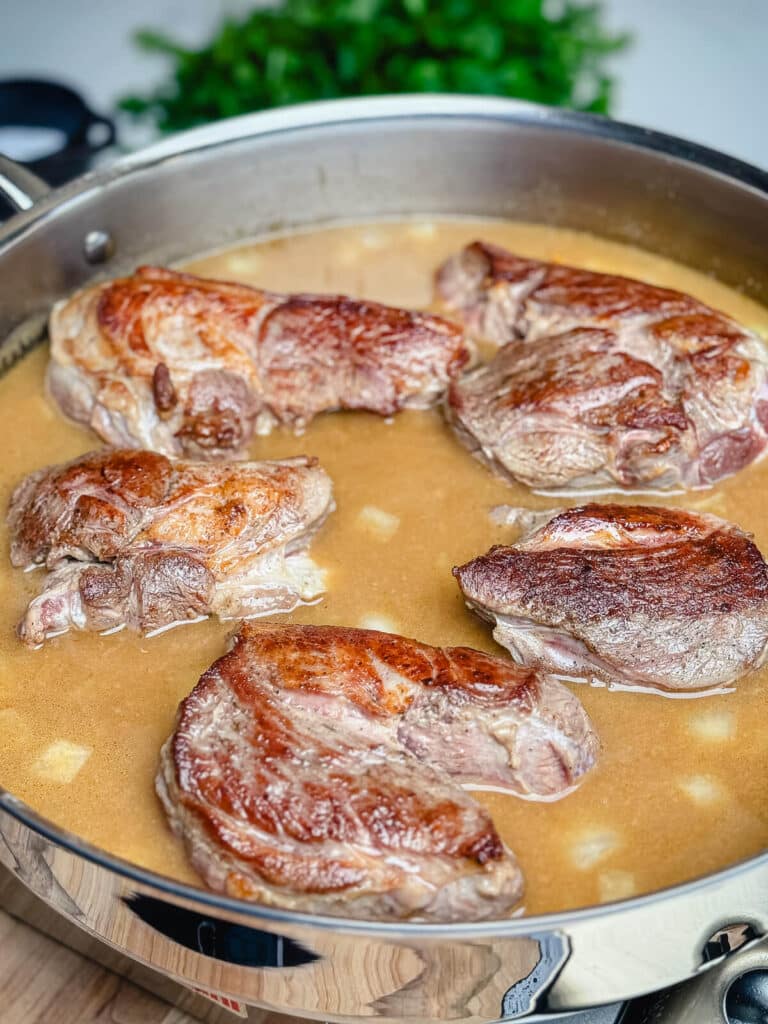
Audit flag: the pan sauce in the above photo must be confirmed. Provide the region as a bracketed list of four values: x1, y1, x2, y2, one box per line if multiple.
[1, 218, 767, 916]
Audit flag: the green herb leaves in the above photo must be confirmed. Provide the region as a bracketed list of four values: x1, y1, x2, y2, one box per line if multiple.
[119, 0, 629, 133]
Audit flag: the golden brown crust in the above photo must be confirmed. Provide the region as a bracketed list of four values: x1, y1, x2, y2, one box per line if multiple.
[257, 294, 469, 421]
[456, 504, 768, 621]
[170, 625, 513, 902]
[454, 503, 768, 692]
[9, 449, 173, 566]
[177, 678, 505, 868]
[161, 623, 598, 915]
[8, 449, 334, 644]
[447, 242, 718, 331]
[50, 266, 471, 458]
[232, 621, 543, 715]
[438, 243, 768, 491]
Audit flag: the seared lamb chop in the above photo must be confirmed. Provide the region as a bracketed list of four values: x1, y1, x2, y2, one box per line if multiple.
[48, 266, 471, 459]
[9, 449, 333, 646]
[454, 504, 768, 694]
[157, 622, 599, 920]
[438, 242, 768, 491]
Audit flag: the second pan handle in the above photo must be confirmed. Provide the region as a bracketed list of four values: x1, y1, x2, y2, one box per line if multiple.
[0, 153, 50, 213]
[620, 932, 768, 1023]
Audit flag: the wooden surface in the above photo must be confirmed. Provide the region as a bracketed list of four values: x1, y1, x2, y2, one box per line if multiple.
[0, 908, 203, 1024]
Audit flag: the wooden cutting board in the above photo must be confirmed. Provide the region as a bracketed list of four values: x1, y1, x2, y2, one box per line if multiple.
[0, 864, 306, 1023]
[0, 907, 202, 1024]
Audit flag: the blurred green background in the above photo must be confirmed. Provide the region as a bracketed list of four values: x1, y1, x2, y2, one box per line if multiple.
[119, 0, 630, 134]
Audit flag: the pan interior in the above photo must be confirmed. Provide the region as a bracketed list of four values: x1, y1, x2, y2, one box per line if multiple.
[0, 215, 767, 918]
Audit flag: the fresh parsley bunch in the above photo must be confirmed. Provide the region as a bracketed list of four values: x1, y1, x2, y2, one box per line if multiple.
[120, 0, 629, 133]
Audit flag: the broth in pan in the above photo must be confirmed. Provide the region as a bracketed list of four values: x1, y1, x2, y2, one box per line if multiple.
[1, 218, 767, 915]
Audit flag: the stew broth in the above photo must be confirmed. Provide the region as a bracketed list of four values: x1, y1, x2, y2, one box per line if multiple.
[1, 219, 767, 915]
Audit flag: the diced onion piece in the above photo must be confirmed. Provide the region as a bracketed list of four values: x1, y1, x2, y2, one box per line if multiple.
[361, 229, 385, 249]
[32, 740, 92, 784]
[358, 614, 401, 634]
[225, 253, 261, 276]
[570, 827, 620, 870]
[687, 708, 736, 742]
[408, 221, 437, 240]
[356, 505, 400, 541]
[677, 775, 724, 806]
[598, 869, 637, 903]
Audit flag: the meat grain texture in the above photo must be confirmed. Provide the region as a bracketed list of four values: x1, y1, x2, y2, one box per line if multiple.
[454, 504, 768, 694]
[48, 266, 471, 459]
[438, 242, 768, 492]
[8, 449, 333, 646]
[158, 623, 599, 920]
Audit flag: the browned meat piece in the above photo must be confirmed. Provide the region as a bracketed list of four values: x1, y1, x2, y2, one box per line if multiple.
[8, 449, 333, 646]
[448, 328, 693, 491]
[48, 266, 471, 459]
[157, 623, 599, 920]
[438, 242, 768, 491]
[454, 504, 768, 694]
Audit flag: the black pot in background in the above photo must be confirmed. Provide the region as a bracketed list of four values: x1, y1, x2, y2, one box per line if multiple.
[0, 78, 116, 217]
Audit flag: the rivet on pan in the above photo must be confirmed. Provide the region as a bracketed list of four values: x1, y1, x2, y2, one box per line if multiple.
[83, 229, 115, 264]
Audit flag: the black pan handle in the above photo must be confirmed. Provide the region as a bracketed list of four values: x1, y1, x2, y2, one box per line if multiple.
[83, 110, 116, 153]
[0, 78, 117, 204]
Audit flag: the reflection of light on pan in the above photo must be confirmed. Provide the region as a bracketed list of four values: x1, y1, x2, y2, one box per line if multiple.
[500, 931, 569, 1019]
[123, 893, 319, 967]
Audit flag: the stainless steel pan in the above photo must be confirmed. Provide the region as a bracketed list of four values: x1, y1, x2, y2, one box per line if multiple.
[0, 96, 767, 1023]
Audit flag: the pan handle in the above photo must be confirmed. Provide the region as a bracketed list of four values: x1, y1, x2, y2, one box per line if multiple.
[620, 934, 768, 1023]
[0, 154, 50, 212]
